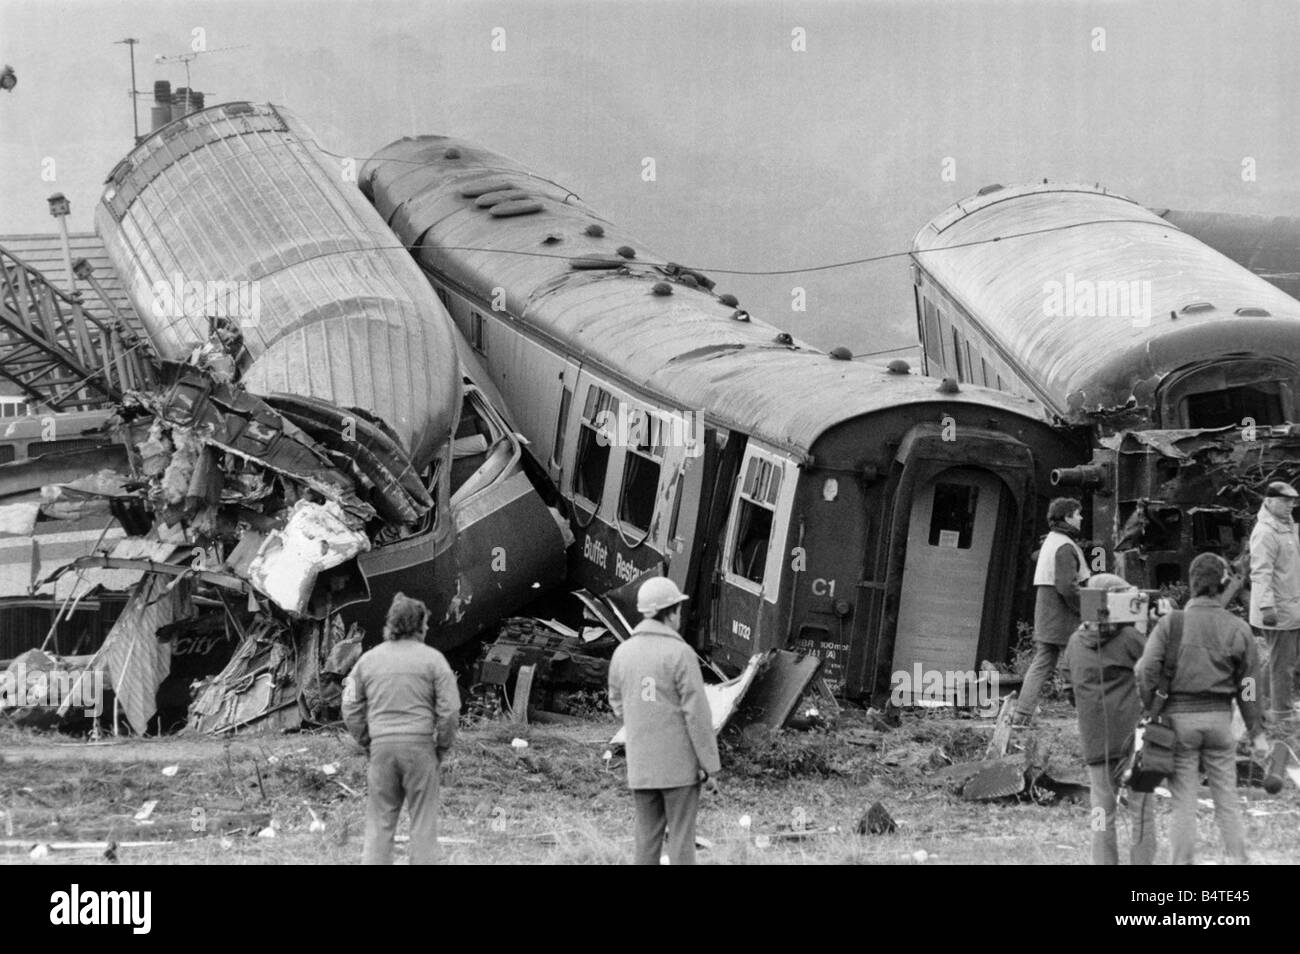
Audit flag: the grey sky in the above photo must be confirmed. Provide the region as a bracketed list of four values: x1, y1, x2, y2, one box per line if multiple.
[2, 0, 1297, 356]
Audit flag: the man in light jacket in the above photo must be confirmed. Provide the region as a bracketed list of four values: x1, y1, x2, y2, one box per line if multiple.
[343, 592, 461, 865]
[609, 575, 720, 865]
[1249, 481, 1300, 724]
[1015, 497, 1090, 725]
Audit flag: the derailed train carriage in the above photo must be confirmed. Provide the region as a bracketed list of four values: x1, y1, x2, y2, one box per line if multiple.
[90, 102, 568, 649]
[360, 138, 1083, 701]
[912, 182, 1300, 586]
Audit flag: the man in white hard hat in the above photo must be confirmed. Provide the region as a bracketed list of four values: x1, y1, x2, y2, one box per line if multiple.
[1249, 480, 1300, 724]
[608, 575, 720, 864]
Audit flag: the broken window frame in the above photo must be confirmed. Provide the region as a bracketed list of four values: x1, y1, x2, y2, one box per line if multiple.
[616, 407, 666, 544]
[724, 453, 783, 592]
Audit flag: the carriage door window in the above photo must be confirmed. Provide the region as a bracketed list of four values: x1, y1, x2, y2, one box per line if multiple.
[574, 386, 617, 507]
[923, 300, 943, 370]
[729, 457, 781, 585]
[551, 385, 572, 471]
[928, 482, 979, 549]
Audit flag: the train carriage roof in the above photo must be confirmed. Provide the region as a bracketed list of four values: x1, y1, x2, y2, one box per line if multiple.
[912, 183, 1300, 416]
[362, 138, 1055, 459]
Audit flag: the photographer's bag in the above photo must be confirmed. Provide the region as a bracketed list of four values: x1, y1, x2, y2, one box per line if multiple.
[1128, 611, 1183, 793]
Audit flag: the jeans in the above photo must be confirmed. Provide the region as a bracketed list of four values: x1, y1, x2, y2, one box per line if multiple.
[633, 785, 701, 865]
[363, 741, 441, 865]
[1016, 642, 1062, 719]
[1167, 709, 1247, 865]
[1087, 760, 1155, 865]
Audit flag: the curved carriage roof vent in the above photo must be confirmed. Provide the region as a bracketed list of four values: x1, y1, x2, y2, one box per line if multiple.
[542, 234, 562, 245]
[1235, 307, 1272, 317]
[444, 147, 462, 160]
[616, 245, 635, 259]
[774, 332, 793, 345]
[585, 224, 605, 237]
[976, 183, 1004, 196]
[652, 282, 673, 296]
[1180, 301, 1215, 314]
[459, 178, 515, 198]
[938, 378, 960, 393]
[489, 198, 543, 218]
[731, 309, 751, 322]
[475, 189, 530, 208]
[718, 293, 739, 307]
[829, 346, 852, 361]
[680, 274, 699, 288]
[887, 359, 910, 374]
[569, 255, 625, 270]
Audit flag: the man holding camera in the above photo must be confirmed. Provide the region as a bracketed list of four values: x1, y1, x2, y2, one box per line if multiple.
[1139, 553, 1268, 865]
[1065, 573, 1156, 865]
[1249, 480, 1300, 725]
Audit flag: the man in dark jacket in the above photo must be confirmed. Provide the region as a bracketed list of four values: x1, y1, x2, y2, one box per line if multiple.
[343, 593, 461, 865]
[609, 576, 720, 865]
[1015, 497, 1090, 725]
[1064, 574, 1154, 865]
[1139, 553, 1269, 865]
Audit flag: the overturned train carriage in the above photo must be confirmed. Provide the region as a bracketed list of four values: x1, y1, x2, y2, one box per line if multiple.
[912, 183, 1300, 585]
[361, 137, 1081, 700]
[93, 102, 567, 646]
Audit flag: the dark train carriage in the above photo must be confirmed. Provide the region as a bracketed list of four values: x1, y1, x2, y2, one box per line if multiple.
[362, 137, 1081, 699]
[911, 183, 1300, 433]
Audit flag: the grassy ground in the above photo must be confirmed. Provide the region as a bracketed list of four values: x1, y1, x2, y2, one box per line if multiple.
[2, 704, 1298, 865]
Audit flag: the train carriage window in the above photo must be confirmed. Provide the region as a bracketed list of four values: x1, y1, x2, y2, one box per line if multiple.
[982, 358, 994, 389]
[470, 312, 486, 354]
[618, 409, 666, 535]
[951, 330, 965, 382]
[730, 457, 782, 585]
[928, 482, 979, 549]
[965, 342, 980, 385]
[0, 445, 14, 464]
[574, 386, 617, 505]
[434, 285, 451, 311]
[552, 386, 572, 468]
[923, 300, 942, 367]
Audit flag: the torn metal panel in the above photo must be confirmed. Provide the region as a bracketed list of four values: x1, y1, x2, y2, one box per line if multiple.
[248, 500, 370, 615]
[87, 574, 190, 735]
[732, 650, 823, 730]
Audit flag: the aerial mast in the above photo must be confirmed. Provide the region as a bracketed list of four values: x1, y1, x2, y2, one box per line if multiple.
[114, 38, 141, 144]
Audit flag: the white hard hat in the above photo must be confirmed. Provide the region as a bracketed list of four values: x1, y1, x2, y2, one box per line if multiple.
[636, 576, 689, 616]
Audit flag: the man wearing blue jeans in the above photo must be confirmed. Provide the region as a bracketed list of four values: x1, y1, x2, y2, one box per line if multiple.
[1139, 554, 1268, 864]
[344, 593, 461, 865]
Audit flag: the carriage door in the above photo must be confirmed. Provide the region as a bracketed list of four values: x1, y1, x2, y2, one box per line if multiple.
[892, 466, 1002, 682]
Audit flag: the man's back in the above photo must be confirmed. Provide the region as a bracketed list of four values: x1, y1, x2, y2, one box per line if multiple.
[609, 621, 719, 790]
[345, 640, 460, 749]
